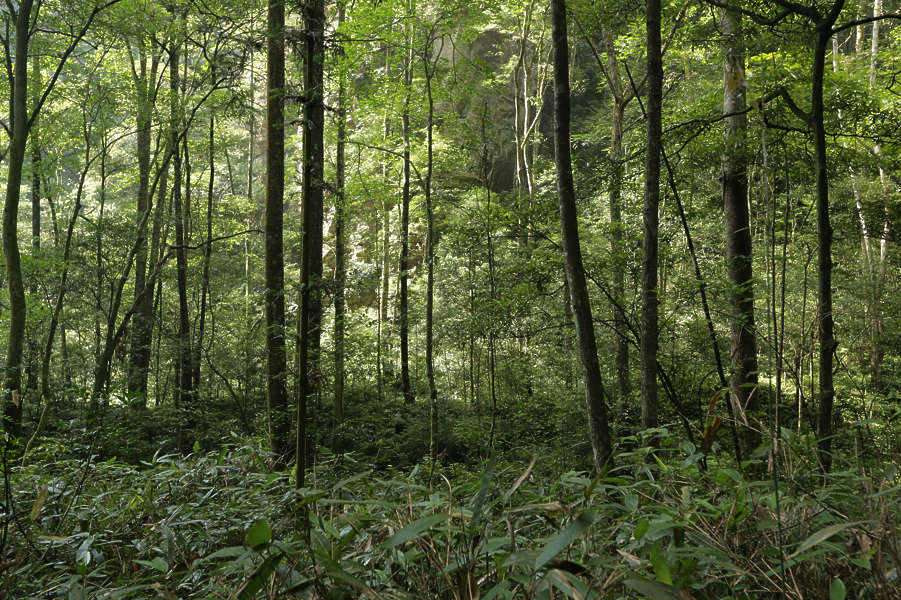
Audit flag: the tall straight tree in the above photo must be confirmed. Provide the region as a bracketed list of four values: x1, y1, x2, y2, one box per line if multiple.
[169, 16, 194, 437]
[399, 1, 415, 405]
[641, 0, 663, 432]
[550, 0, 613, 472]
[264, 0, 290, 464]
[297, 0, 325, 488]
[720, 8, 759, 454]
[333, 1, 347, 454]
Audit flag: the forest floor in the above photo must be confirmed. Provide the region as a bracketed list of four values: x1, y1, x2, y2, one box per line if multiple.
[3, 404, 901, 599]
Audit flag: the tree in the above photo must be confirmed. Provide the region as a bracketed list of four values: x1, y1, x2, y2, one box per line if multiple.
[264, 0, 290, 464]
[297, 0, 325, 487]
[720, 8, 759, 455]
[551, 0, 613, 471]
[640, 0, 663, 433]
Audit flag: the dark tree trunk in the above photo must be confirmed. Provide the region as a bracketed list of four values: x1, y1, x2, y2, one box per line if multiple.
[812, 23, 837, 473]
[265, 0, 290, 465]
[297, 0, 325, 487]
[721, 9, 760, 455]
[3, 0, 34, 438]
[551, 0, 613, 471]
[423, 38, 439, 467]
[641, 0, 663, 432]
[194, 113, 215, 394]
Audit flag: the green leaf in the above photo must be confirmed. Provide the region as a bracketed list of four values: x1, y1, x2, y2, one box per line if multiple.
[134, 557, 168, 573]
[200, 546, 248, 562]
[790, 522, 861, 558]
[534, 510, 597, 571]
[471, 456, 496, 531]
[635, 519, 649, 540]
[384, 513, 451, 548]
[236, 553, 283, 600]
[649, 543, 673, 585]
[830, 578, 846, 600]
[244, 519, 272, 549]
[624, 577, 686, 600]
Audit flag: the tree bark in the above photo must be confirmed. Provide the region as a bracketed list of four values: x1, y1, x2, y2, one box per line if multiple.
[3, 0, 34, 438]
[170, 29, 193, 447]
[423, 35, 439, 467]
[641, 0, 662, 433]
[399, 10, 414, 406]
[265, 0, 290, 465]
[333, 1, 347, 454]
[297, 0, 325, 487]
[721, 8, 760, 455]
[551, 0, 613, 471]
[126, 39, 161, 408]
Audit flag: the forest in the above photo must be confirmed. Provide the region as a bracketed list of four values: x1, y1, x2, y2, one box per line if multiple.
[1, 0, 900, 597]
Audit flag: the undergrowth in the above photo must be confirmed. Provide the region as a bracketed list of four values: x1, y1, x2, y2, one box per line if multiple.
[2, 428, 899, 599]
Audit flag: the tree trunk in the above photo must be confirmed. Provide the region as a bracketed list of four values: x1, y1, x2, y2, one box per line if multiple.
[170, 31, 193, 447]
[641, 0, 662, 432]
[551, 0, 613, 471]
[333, 1, 347, 455]
[265, 0, 290, 465]
[721, 8, 760, 455]
[194, 113, 215, 395]
[3, 0, 34, 438]
[423, 40, 439, 467]
[127, 39, 161, 408]
[813, 24, 837, 473]
[399, 14, 414, 406]
[297, 0, 325, 487]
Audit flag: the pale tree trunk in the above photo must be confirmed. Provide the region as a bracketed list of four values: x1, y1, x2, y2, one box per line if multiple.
[399, 8, 414, 405]
[333, 1, 347, 454]
[721, 9, 760, 455]
[297, 0, 325, 487]
[551, 0, 613, 471]
[641, 0, 662, 432]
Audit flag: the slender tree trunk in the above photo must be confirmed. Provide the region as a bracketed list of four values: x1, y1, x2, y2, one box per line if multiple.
[265, 0, 290, 465]
[640, 0, 662, 432]
[721, 9, 760, 454]
[551, 0, 613, 471]
[3, 0, 34, 437]
[813, 24, 837, 473]
[170, 32, 193, 447]
[25, 53, 42, 398]
[194, 113, 215, 394]
[399, 12, 414, 406]
[423, 41, 439, 467]
[297, 0, 325, 487]
[609, 98, 631, 409]
[333, 1, 347, 454]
